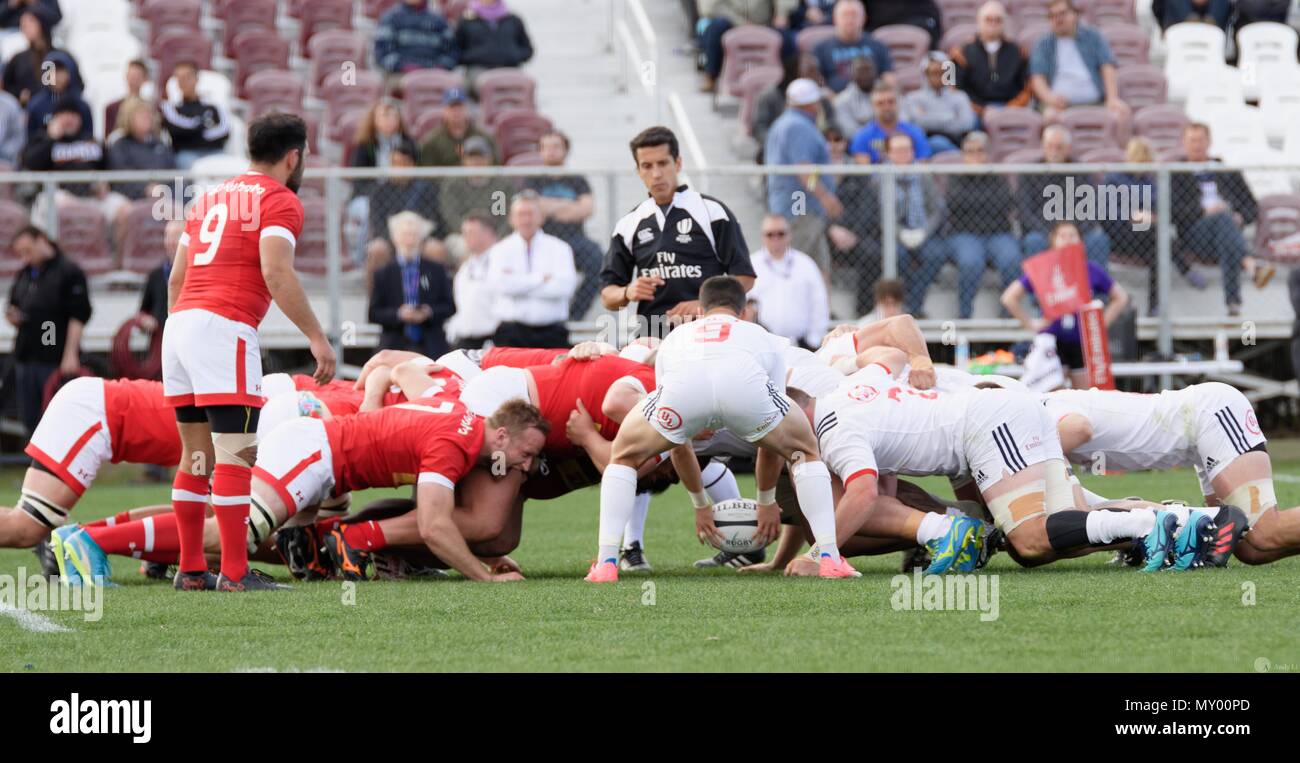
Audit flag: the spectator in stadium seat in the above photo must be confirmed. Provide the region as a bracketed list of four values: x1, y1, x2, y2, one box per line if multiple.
[369, 210, 455, 357]
[1172, 122, 1259, 317]
[863, 0, 943, 48]
[879, 132, 946, 317]
[951, 1, 1029, 118]
[0, 80, 23, 165]
[24, 50, 89, 141]
[104, 59, 149, 136]
[455, 1, 534, 85]
[1151, 0, 1232, 30]
[106, 99, 174, 199]
[695, 0, 797, 93]
[944, 131, 1019, 319]
[1099, 136, 1203, 315]
[366, 138, 441, 253]
[0, 0, 59, 29]
[1, 8, 55, 105]
[374, 0, 458, 88]
[849, 84, 930, 163]
[748, 213, 830, 349]
[523, 131, 603, 321]
[418, 87, 498, 166]
[1017, 124, 1111, 267]
[825, 125, 882, 316]
[765, 78, 840, 274]
[21, 97, 103, 195]
[1029, 0, 1129, 124]
[439, 135, 515, 251]
[833, 57, 878, 140]
[348, 98, 413, 265]
[752, 55, 837, 157]
[6, 225, 91, 438]
[790, 0, 834, 31]
[161, 61, 229, 170]
[445, 211, 501, 350]
[813, 0, 896, 93]
[903, 52, 975, 154]
[488, 191, 577, 349]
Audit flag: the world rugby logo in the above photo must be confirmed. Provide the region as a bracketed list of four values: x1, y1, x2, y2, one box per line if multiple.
[1246, 410, 1260, 435]
[675, 218, 693, 243]
[848, 385, 878, 403]
[656, 406, 683, 430]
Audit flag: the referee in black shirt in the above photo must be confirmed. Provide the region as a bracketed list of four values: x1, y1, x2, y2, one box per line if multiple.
[600, 126, 755, 339]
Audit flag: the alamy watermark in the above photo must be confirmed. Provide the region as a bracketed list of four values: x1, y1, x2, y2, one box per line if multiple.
[0, 567, 102, 622]
[889, 570, 1000, 622]
[1042, 177, 1153, 231]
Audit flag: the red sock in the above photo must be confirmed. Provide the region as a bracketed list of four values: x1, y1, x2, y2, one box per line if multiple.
[342, 520, 387, 552]
[84, 510, 135, 529]
[172, 471, 209, 573]
[211, 463, 252, 581]
[87, 513, 180, 562]
[315, 516, 343, 536]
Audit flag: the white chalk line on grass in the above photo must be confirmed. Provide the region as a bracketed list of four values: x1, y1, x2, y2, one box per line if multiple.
[0, 601, 72, 633]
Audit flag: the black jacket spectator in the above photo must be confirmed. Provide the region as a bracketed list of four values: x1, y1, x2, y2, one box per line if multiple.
[161, 99, 228, 154]
[865, 0, 942, 46]
[2, 9, 57, 105]
[946, 174, 1015, 235]
[139, 260, 169, 327]
[106, 133, 174, 198]
[0, 0, 59, 29]
[1170, 160, 1258, 234]
[22, 101, 104, 195]
[8, 245, 90, 364]
[1017, 167, 1094, 236]
[455, 5, 533, 69]
[369, 255, 454, 357]
[952, 38, 1030, 114]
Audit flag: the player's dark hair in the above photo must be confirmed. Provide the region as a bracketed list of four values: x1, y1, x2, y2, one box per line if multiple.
[247, 112, 308, 164]
[698, 275, 748, 315]
[629, 126, 679, 161]
[874, 278, 904, 304]
[487, 398, 551, 436]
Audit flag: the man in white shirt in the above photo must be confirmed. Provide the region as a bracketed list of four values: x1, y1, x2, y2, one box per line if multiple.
[488, 191, 578, 348]
[445, 212, 500, 350]
[748, 214, 830, 349]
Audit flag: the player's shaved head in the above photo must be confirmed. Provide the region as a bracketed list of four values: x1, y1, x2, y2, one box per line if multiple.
[698, 276, 747, 315]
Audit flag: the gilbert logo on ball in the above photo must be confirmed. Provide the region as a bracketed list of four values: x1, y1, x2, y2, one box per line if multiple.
[711, 499, 763, 554]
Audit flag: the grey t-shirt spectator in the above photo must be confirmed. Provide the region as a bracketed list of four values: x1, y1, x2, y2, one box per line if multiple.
[813, 35, 894, 93]
[523, 174, 591, 240]
[765, 108, 833, 218]
[1028, 24, 1116, 106]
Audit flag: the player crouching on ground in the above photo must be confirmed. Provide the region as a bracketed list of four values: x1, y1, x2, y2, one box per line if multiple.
[587, 276, 858, 582]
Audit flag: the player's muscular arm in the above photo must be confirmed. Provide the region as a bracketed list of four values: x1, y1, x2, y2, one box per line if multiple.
[354, 350, 429, 390]
[166, 241, 189, 312]
[416, 482, 518, 582]
[390, 359, 439, 400]
[855, 315, 934, 388]
[1103, 282, 1129, 327]
[360, 365, 393, 411]
[261, 237, 335, 384]
[1056, 413, 1094, 455]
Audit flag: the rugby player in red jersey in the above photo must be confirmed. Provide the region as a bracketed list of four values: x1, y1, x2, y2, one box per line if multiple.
[162, 113, 336, 592]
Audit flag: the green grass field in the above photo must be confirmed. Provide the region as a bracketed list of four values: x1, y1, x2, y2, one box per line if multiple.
[2, 460, 1299, 673]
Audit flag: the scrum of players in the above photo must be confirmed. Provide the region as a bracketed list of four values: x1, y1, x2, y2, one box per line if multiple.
[1, 274, 1295, 589]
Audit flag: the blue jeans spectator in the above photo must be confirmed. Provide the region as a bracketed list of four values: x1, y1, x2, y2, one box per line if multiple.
[1023, 226, 1111, 268]
[1183, 211, 1247, 306]
[949, 233, 1021, 319]
[900, 237, 948, 316]
[927, 135, 960, 155]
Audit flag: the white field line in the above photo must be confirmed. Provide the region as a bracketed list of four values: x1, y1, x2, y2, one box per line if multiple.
[0, 601, 72, 633]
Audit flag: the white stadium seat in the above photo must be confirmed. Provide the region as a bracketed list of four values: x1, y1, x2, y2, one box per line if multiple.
[1184, 68, 1246, 123]
[1163, 22, 1227, 102]
[1207, 106, 1270, 159]
[1237, 22, 1300, 100]
[1259, 79, 1300, 144]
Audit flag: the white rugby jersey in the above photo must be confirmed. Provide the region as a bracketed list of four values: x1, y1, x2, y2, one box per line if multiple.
[813, 364, 972, 485]
[785, 347, 844, 397]
[656, 314, 789, 385]
[1043, 388, 1198, 472]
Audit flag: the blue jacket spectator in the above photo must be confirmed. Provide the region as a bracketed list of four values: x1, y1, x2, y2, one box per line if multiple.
[1028, 0, 1128, 122]
[24, 50, 90, 141]
[812, 0, 895, 93]
[849, 86, 930, 163]
[374, 0, 458, 74]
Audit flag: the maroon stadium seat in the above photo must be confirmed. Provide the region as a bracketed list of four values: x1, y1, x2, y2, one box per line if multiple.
[399, 69, 464, 125]
[940, 23, 977, 54]
[364, 0, 400, 19]
[231, 29, 291, 98]
[1000, 146, 1045, 165]
[795, 25, 836, 56]
[327, 106, 369, 147]
[1116, 64, 1167, 109]
[245, 69, 304, 118]
[1015, 22, 1050, 55]
[1253, 194, 1300, 257]
[222, 0, 278, 52]
[1132, 104, 1189, 158]
[57, 201, 112, 274]
[1006, 0, 1050, 26]
[0, 200, 28, 278]
[308, 30, 368, 88]
[505, 151, 543, 166]
[321, 68, 384, 124]
[142, 0, 201, 48]
[1077, 146, 1126, 163]
[718, 25, 783, 100]
[300, 0, 355, 54]
[737, 65, 783, 134]
[1061, 106, 1124, 157]
[409, 108, 445, 142]
[1102, 24, 1151, 67]
[1091, 0, 1137, 25]
[154, 31, 213, 90]
[476, 68, 537, 127]
[119, 200, 170, 274]
[938, 0, 981, 27]
[294, 197, 352, 275]
[983, 106, 1044, 161]
[492, 109, 554, 163]
[874, 25, 931, 83]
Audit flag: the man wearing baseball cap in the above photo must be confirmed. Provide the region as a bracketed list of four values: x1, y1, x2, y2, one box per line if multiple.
[763, 78, 840, 273]
[418, 87, 499, 167]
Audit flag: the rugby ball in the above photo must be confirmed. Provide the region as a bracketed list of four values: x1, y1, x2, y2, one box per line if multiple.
[710, 499, 764, 554]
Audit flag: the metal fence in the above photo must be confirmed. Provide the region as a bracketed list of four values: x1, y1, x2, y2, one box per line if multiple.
[0, 160, 1296, 359]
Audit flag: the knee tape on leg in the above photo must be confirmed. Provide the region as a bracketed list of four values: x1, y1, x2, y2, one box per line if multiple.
[1044, 459, 1076, 514]
[18, 489, 70, 529]
[986, 483, 1047, 534]
[247, 494, 277, 554]
[1222, 479, 1278, 526]
[212, 432, 258, 468]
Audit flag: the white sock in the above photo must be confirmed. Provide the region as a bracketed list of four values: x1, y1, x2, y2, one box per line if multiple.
[1079, 483, 1113, 507]
[701, 460, 741, 503]
[622, 490, 651, 548]
[915, 512, 953, 545]
[598, 464, 638, 564]
[791, 459, 839, 561]
[1085, 509, 1156, 544]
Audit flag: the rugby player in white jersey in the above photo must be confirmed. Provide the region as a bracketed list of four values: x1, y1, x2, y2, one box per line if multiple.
[586, 276, 857, 581]
[795, 357, 1214, 572]
[1046, 383, 1288, 565]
